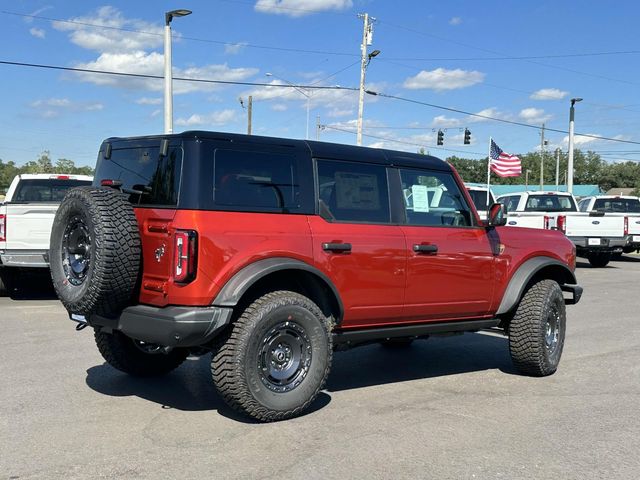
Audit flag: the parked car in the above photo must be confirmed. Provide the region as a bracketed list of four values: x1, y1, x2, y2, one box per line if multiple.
[577, 195, 640, 254]
[464, 184, 496, 221]
[0, 173, 93, 295]
[51, 131, 581, 422]
[497, 190, 626, 267]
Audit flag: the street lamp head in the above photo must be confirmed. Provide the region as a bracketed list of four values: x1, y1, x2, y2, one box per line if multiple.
[368, 49, 381, 60]
[265, 72, 273, 77]
[571, 97, 583, 107]
[166, 9, 192, 25]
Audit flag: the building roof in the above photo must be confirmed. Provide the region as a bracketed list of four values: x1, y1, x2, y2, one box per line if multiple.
[605, 187, 636, 196]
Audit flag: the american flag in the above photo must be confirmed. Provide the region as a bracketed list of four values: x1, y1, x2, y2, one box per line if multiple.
[490, 139, 521, 177]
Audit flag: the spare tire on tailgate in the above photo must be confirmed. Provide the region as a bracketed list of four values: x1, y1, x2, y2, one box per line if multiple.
[50, 187, 141, 317]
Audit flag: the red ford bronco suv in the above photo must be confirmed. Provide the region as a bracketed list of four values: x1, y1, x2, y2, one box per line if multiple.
[50, 131, 582, 422]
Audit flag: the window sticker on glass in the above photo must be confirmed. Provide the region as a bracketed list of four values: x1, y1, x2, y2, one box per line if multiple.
[335, 172, 379, 210]
[411, 185, 430, 212]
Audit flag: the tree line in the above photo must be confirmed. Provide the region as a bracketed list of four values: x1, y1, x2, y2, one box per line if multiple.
[0, 151, 94, 194]
[446, 149, 640, 195]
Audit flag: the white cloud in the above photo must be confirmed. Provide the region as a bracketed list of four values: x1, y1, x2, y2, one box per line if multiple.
[225, 42, 248, 55]
[271, 104, 288, 112]
[519, 107, 552, 124]
[53, 6, 164, 53]
[29, 28, 46, 39]
[24, 6, 53, 23]
[449, 17, 462, 26]
[430, 107, 508, 128]
[73, 52, 258, 94]
[530, 88, 569, 101]
[560, 133, 612, 147]
[176, 109, 238, 127]
[254, 0, 353, 17]
[30, 97, 104, 118]
[136, 97, 162, 105]
[327, 107, 354, 118]
[403, 68, 485, 91]
[431, 115, 461, 128]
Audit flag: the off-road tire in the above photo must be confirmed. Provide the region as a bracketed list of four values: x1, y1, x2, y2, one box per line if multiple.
[508, 279, 566, 377]
[95, 330, 189, 376]
[0, 270, 7, 296]
[587, 252, 610, 268]
[211, 291, 332, 422]
[50, 187, 141, 316]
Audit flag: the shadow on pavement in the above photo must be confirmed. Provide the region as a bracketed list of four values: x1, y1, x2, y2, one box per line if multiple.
[4, 269, 58, 300]
[327, 332, 515, 392]
[85, 356, 330, 423]
[85, 331, 513, 419]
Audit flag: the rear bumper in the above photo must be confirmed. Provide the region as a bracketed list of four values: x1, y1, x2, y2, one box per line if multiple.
[77, 304, 234, 348]
[568, 236, 625, 254]
[0, 250, 49, 267]
[624, 234, 640, 248]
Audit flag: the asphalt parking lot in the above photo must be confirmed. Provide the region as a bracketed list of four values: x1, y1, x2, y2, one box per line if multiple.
[1, 257, 639, 480]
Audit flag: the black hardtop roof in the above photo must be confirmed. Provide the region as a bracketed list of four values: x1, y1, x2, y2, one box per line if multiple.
[103, 130, 451, 171]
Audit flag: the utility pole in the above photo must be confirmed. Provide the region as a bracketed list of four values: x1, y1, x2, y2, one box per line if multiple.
[247, 95, 252, 135]
[539, 123, 545, 190]
[357, 13, 376, 146]
[316, 115, 321, 140]
[568, 97, 583, 194]
[555, 148, 560, 190]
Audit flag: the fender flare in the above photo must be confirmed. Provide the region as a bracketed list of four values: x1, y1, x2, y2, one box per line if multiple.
[496, 256, 577, 315]
[212, 257, 344, 321]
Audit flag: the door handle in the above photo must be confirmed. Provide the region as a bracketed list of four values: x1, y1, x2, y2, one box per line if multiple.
[413, 244, 438, 254]
[322, 242, 352, 252]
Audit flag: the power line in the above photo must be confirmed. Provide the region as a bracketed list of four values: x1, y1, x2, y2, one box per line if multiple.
[385, 50, 640, 62]
[3, 59, 639, 146]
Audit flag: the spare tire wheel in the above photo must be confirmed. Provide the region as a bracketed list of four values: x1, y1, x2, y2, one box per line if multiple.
[50, 186, 141, 317]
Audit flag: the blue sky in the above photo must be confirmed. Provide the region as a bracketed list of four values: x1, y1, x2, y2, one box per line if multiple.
[1, 0, 639, 167]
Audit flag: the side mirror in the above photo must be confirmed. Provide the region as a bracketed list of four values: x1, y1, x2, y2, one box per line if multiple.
[487, 202, 507, 227]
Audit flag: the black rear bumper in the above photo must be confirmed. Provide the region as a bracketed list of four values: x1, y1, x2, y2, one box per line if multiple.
[75, 305, 234, 347]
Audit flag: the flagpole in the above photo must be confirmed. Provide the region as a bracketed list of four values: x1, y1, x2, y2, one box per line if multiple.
[486, 136, 492, 208]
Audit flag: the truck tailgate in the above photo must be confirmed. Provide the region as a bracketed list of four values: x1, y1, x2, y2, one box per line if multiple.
[565, 213, 624, 237]
[4, 203, 59, 250]
[505, 212, 548, 229]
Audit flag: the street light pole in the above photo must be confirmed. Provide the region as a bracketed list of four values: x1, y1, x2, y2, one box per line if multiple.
[356, 13, 378, 146]
[265, 73, 311, 139]
[164, 9, 192, 134]
[567, 97, 583, 194]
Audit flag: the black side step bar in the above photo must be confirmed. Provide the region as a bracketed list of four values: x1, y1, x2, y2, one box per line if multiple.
[333, 318, 500, 350]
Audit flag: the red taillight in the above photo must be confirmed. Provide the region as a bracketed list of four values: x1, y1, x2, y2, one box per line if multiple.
[174, 230, 198, 283]
[624, 216, 629, 235]
[51, 175, 71, 180]
[0, 214, 5, 241]
[544, 216, 550, 229]
[557, 215, 566, 233]
[101, 179, 123, 187]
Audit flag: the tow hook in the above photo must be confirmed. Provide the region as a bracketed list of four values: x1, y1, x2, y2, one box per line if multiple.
[69, 313, 88, 331]
[75, 322, 88, 331]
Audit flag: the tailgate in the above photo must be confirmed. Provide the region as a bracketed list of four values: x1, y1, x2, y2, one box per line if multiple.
[506, 213, 547, 229]
[565, 214, 624, 237]
[4, 203, 59, 250]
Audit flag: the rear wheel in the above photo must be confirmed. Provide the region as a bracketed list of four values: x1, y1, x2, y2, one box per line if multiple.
[508, 279, 566, 376]
[95, 330, 189, 376]
[587, 252, 610, 268]
[212, 291, 332, 422]
[0, 268, 14, 296]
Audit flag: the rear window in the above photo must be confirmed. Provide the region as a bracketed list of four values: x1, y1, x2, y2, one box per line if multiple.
[12, 179, 92, 202]
[94, 146, 182, 206]
[466, 189, 495, 211]
[593, 198, 640, 213]
[524, 194, 576, 212]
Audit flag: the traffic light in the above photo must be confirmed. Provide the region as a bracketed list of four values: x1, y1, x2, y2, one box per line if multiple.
[464, 128, 471, 145]
[437, 129, 444, 146]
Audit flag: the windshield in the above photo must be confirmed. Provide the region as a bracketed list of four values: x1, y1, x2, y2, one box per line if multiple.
[593, 198, 640, 213]
[12, 179, 92, 202]
[466, 189, 495, 211]
[524, 194, 577, 212]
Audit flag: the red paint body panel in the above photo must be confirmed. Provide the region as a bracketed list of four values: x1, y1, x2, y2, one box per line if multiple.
[307, 216, 407, 328]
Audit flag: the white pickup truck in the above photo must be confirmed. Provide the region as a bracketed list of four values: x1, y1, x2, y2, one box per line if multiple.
[464, 184, 496, 221]
[497, 190, 627, 267]
[0, 173, 93, 294]
[577, 195, 640, 254]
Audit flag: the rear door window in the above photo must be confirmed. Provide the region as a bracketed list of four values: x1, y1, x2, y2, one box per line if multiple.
[593, 198, 640, 213]
[94, 146, 182, 206]
[316, 159, 390, 224]
[525, 194, 576, 212]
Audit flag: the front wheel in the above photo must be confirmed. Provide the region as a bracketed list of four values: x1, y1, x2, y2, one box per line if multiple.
[508, 279, 566, 377]
[95, 330, 189, 376]
[587, 252, 610, 268]
[211, 291, 332, 422]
